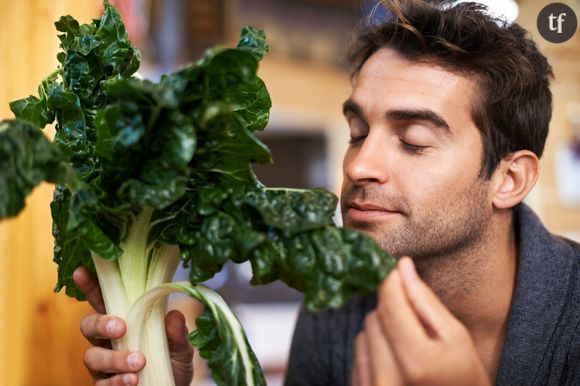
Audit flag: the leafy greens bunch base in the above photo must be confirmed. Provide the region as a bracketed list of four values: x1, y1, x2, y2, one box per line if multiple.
[0, 1, 396, 385]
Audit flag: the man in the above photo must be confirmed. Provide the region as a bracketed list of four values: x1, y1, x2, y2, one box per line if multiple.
[77, 0, 580, 385]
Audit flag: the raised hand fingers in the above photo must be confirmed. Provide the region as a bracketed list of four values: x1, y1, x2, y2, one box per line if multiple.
[80, 314, 126, 347]
[166, 310, 192, 357]
[397, 257, 460, 340]
[352, 331, 372, 386]
[365, 312, 401, 386]
[165, 310, 194, 386]
[74, 266, 106, 314]
[94, 373, 139, 386]
[83, 346, 145, 378]
[377, 270, 429, 353]
[369, 258, 491, 386]
[352, 312, 402, 386]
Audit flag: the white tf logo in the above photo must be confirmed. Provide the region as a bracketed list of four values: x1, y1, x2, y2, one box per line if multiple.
[549, 12, 567, 33]
[538, 3, 577, 43]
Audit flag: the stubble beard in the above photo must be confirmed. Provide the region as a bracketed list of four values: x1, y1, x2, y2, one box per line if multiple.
[341, 179, 492, 272]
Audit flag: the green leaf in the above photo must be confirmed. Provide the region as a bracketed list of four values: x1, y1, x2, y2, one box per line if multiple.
[94, 78, 196, 209]
[77, 33, 105, 56]
[170, 182, 396, 311]
[67, 190, 124, 258]
[94, 100, 146, 164]
[51, 185, 92, 299]
[48, 83, 87, 153]
[63, 52, 97, 100]
[249, 227, 396, 311]
[227, 76, 271, 132]
[194, 112, 272, 184]
[245, 188, 337, 236]
[96, 0, 129, 42]
[0, 119, 65, 219]
[178, 284, 266, 386]
[9, 95, 55, 128]
[55, 15, 81, 49]
[52, 185, 125, 298]
[237, 26, 269, 60]
[205, 49, 259, 93]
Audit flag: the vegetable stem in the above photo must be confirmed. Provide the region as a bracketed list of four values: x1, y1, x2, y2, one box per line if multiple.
[118, 208, 154, 303]
[93, 242, 182, 385]
[125, 282, 260, 386]
[91, 252, 129, 350]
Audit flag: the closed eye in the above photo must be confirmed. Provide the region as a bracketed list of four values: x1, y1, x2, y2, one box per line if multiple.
[348, 135, 367, 145]
[400, 139, 428, 154]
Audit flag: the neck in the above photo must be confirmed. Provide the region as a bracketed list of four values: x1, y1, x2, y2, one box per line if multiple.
[415, 209, 518, 382]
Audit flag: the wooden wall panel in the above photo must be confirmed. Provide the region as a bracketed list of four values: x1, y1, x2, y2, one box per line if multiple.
[0, 1, 99, 385]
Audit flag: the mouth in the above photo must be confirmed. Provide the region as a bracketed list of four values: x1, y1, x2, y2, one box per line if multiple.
[344, 201, 403, 222]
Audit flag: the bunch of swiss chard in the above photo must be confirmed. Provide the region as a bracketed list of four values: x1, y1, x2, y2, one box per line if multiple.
[0, 1, 395, 385]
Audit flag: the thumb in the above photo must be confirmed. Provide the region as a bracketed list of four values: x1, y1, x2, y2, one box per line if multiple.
[165, 310, 195, 386]
[397, 257, 455, 339]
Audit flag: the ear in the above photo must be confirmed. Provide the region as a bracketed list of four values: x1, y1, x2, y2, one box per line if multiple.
[491, 150, 540, 209]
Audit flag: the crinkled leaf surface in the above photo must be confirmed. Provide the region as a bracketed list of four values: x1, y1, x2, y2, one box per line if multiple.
[180, 283, 266, 386]
[0, 119, 64, 218]
[190, 309, 266, 386]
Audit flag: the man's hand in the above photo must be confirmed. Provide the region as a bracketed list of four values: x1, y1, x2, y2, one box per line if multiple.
[351, 257, 491, 386]
[73, 267, 194, 386]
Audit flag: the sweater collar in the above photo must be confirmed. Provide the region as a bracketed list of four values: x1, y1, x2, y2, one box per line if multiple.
[495, 204, 576, 385]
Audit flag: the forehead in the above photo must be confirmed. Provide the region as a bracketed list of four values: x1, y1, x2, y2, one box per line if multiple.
[351, 48, 479, 128]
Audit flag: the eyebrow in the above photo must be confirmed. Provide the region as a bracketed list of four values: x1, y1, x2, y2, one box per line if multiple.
[342, 99, 452, 134]
[387, 109, 451, 133]
[342, 99, 364, 119]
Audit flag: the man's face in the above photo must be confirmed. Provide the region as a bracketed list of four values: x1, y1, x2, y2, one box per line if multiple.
[341, 48, 494, 261]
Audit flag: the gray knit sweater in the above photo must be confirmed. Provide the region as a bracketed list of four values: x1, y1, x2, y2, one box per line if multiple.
[284, 204, 580, 386]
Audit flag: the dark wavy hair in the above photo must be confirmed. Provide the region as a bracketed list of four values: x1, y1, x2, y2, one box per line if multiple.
[348, 0, 554, 178]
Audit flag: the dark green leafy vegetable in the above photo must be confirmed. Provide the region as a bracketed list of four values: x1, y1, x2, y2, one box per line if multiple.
[0, 1, 396, 385]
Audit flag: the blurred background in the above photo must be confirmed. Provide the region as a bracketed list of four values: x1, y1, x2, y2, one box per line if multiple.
[0, 0, 579, 385]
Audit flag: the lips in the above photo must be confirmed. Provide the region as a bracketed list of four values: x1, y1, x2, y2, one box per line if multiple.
[345, 201, 402, 222]
[349, 202, 394, 211]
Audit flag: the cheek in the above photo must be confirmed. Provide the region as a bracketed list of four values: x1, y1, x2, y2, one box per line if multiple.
[399, 175, 436, 210]
[419, 136, 484, 189]
[399, 159, 478, 209]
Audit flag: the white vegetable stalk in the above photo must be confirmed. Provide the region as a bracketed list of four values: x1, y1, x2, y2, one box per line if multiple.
[91, 207, 180, 386]
[91, 208, 258, 386]
[127, 282, 258, 386]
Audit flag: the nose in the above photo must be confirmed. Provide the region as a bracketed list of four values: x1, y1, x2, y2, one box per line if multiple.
[343, 134, 390, 185]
